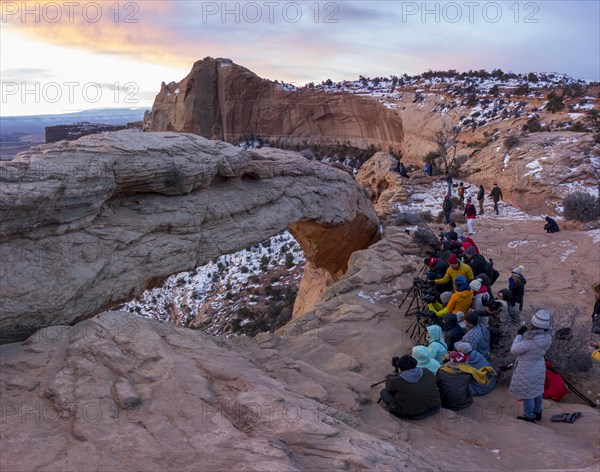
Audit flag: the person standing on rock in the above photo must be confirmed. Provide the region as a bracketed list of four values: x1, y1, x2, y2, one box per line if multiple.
[477, 185, 485, 215]
[490, 183, 503, 215]
[443, 195, 453, 224]
[457, 182, 470, 209]
[509, 310, 553, 423]
[445, 173, 453, 195]
[509, 266, 526, 312]
[463, 198, 477, 235]
[424, 163, 432, 176]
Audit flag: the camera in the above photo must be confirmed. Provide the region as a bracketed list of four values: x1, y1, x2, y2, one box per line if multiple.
[391, 356, 401, 371]
[423, 294, 437, 303]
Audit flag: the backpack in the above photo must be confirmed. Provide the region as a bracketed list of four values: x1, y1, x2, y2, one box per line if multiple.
[458, 186, 464, 197]
[543, 362, 567, 402]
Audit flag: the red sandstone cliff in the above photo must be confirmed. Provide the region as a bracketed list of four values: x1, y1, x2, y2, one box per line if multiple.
[149, 57, 404, 152]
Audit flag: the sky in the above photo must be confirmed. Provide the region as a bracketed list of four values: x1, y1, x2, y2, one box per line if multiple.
[1, 0, 599, 116]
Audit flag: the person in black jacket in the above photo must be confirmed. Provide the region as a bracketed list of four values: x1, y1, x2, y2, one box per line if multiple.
[379, 356, 441, 419]
[464, 247, 491, 279]
[443, 313, 464, 351]
[477, 185, 485, 215]
[425, 257, 449, 278]
[543, 216, 559, 233]
[592, 283, 600, 334]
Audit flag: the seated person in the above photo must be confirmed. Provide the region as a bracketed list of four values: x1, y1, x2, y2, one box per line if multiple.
[424, 257, 449, 279]
[461, 312, 491, 360]
[470, 278, 490, 316]
[433, 255, 474, 292]
[412, 345, 441, 374]
[454, 342, 497, 396]
[436, 351, 473, 411]
[443, 313, 464, 351]
[379, 355, 441, 419]
[430, 276, 474, 317]
[426, 325, 448, 362]
[543, 216, 559, 233]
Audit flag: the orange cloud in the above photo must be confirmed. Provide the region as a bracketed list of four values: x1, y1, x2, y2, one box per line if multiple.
[2, 1, 203, 68]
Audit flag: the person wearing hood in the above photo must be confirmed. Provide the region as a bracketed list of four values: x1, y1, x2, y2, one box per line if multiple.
[379, 355, 441, 419]
[543, 216, 559, 233]
[412, 346, 442, 374]
[443, 313, 464, 351]
[461, 312, 491, 360]
[462, 237, 480, 255]
[436, 351, 474, 411]
[425, 325, 448, 362]
[509, 310, 554, 423]
[509, 265, 527, 312]
[433, 255, 474, 292]
[454, 342, 497, 396]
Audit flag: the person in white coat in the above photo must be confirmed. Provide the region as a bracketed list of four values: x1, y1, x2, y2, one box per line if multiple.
[509, 310, 553, 422]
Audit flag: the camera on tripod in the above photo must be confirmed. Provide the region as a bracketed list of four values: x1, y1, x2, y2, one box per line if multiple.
[391, 356, 401, 372]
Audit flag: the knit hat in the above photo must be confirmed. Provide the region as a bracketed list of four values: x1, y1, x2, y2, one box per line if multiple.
[455, 275, 467, 285]
[470, 279, 482, 292]
[440, 291, 453, 305]
[447, 254, 459, 265]
[448, 351, 467, 363]
[511, 265, 524, 275]
[531, 309, 551, 329]
[398, 355, 418, 371]
[443, 313, 458, 329]
[454, 342, 473, 354]
[465, 246, 476, 256]
[464, 312, 479, 325]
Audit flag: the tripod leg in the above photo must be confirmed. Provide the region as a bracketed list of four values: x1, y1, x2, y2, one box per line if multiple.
[399, 285, 415, 310]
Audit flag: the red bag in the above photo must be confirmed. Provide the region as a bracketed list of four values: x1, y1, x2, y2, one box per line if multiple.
[543, 361, 567, 402]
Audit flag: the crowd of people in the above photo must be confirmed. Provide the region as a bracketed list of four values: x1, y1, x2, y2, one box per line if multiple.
[379, 216, 558, 423]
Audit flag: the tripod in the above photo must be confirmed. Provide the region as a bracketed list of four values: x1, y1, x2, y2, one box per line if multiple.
[398, 265, 427, 317]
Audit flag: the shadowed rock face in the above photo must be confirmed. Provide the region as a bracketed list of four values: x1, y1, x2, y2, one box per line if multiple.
[0, 130, 378, 343]
[149, 57, 404, 153]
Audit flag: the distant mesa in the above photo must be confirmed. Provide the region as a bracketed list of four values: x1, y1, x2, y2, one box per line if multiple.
[148, 57, 404, 153]
[45, 121, 144, 143]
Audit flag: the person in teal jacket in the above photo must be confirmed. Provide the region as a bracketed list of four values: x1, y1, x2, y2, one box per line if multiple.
[412, 345, 442, 374]
[426, 325, 448, 363]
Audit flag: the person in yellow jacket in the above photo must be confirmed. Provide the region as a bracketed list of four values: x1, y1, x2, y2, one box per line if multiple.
[430, 276, 474, 318]
[433, 254, 474, 292]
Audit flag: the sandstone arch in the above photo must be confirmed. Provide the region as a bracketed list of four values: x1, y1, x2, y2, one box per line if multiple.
[0, 130, 378, 343]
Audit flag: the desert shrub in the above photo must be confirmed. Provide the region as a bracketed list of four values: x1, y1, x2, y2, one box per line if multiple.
[568, 122, 588, 132]
[419, 211, 433, 223]
[450, 213, 467, 224]
[412, 227, 439, 248]
[546, 92, 565, 113]
[504, 135, 519, 149]
[563, 191, 599, 222]
[391, 212, 423, 226]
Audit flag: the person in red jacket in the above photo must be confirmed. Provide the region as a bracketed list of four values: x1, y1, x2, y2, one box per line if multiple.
[464, 198, 477, 235]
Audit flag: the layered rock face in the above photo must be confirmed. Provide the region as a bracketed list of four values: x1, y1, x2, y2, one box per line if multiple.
[2, 228, 597, 471]
[462, 132, 599, 215]
[149, 57, 404, 152]
[355, 151, 412, 218]
[0, 130, 378, 343]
